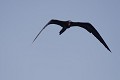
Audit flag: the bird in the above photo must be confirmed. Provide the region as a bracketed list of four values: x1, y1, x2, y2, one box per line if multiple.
[33, 19, 111, 52]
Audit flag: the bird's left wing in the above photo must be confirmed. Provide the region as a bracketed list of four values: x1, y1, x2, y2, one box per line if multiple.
[70, 22, 111, 52]
[33, 19, 65, 43]
[32, 20, 51, 43]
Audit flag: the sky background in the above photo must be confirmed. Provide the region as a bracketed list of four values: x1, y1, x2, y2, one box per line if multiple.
[0, 0, 120, 80]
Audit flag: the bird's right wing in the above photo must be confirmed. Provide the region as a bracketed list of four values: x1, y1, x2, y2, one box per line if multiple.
[71, 22, 111, 52]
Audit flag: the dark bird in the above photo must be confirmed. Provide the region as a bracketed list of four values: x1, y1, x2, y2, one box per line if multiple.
[33, 19, 111, 52]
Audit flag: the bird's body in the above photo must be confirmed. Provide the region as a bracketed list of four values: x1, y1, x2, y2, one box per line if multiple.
[33, 19, 111, 52]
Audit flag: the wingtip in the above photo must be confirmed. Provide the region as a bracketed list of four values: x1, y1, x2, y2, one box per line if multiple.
[106, 47, 112, 53]
[32, 37, 37, 44]
[32, 40, 35, 44]
[108, 49, 112, 53]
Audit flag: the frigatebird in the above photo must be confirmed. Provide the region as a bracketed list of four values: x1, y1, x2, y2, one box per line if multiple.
[33, 19, 111, 52]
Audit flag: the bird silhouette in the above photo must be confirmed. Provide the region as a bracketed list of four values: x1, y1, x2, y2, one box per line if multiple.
[33, 19, 111, 52]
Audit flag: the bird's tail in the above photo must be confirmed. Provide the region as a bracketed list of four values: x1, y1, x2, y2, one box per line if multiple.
[59, 28, 67, 35]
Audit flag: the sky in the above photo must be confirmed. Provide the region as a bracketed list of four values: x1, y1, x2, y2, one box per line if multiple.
[0, 0, 120, 80]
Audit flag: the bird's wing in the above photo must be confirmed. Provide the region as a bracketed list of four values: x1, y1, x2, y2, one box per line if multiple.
[32, 19, 64, 43]
[48, 19, 65, 27]
[71, 22, 111, 52]
[32, 21, 50, 43]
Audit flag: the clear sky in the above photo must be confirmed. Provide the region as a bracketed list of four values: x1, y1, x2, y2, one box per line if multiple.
[0, 0, 120, 80]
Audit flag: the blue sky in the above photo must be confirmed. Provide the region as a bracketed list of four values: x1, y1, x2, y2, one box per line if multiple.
[0, 0, 120, 80]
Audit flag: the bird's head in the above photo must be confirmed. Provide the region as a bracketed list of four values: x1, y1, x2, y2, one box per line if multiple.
[67, 20, 72, 26]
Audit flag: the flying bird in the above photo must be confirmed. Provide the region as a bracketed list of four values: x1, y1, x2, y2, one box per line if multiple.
[33, 19, 111, 52]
